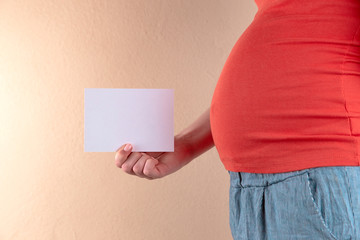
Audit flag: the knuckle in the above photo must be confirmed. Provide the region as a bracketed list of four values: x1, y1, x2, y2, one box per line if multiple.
[115, 154, 126, 162]
[133, 166, 142, 174]
[121, 164, 132, 173]
[115, 161, 122, 168]
[143, 168, 151, 176]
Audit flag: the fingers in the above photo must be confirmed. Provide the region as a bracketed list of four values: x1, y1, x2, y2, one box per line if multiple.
[143, 151, 165, 159]
[143, 157, 160, 178]
[133, 153, 153, 180]
[114, 143, 133, 168]
[115, 144, 161, 180]
[121, 152, 145, 175]
[132, 153, 147, 176]
[122, 153, 159, 180]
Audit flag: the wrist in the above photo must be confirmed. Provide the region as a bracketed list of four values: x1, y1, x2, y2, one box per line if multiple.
[174, 134, 195, 162]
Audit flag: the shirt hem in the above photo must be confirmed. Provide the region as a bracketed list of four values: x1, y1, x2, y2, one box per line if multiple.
[223, 157, 360, 174]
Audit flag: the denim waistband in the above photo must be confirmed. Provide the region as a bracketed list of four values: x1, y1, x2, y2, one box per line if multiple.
[229, 166, 330, 188]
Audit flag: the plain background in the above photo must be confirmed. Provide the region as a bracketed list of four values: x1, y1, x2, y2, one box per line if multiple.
[0, 0, 257, 239]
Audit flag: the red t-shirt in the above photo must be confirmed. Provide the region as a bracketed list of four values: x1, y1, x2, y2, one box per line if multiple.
[210, 0, 360, 173]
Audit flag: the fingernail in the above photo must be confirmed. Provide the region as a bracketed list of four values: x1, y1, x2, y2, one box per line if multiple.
[124, 144, 132, 151]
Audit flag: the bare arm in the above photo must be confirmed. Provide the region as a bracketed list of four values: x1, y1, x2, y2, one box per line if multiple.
[115, 106, 215, 179]
[175, 106, 215, 162]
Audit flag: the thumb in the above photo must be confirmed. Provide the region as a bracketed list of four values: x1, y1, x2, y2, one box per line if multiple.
[115, 143, 132, 152]
[115, 143, 133, 165]
[122, 143, 132, 153]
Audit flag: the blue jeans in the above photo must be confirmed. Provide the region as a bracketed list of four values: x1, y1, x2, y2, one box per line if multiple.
[228, 166, 360, 240]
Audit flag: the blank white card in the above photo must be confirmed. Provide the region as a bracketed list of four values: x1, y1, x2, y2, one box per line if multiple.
[84, 88, 174, 152]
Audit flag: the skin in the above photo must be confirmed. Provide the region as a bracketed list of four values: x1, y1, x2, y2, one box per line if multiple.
[114, 106, 215, 180]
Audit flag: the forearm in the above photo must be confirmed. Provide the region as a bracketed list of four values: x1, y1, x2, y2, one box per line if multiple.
[175, 106, 215, 161]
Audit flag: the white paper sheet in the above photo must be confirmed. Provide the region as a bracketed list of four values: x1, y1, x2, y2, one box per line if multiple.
[84, 88, 174, 152]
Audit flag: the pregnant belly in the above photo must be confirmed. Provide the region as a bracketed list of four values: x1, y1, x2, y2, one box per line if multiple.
[210, 10, 360, 160]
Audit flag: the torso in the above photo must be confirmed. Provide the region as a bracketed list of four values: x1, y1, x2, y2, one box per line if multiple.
[210, 0, 360, 173]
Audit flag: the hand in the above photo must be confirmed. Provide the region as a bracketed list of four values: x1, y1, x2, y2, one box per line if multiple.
[114, 137, 193, 180]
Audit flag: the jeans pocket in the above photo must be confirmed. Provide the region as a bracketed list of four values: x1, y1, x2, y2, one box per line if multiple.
[304, 169, 355, 240]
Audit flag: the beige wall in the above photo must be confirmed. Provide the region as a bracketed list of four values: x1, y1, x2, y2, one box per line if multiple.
[0, 0, 257, 239]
